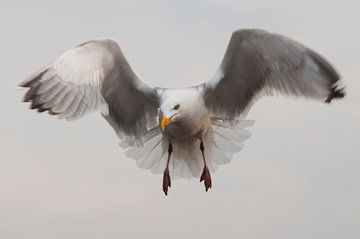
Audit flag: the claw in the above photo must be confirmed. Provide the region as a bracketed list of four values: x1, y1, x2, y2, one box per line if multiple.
[200, 166, 212, 192]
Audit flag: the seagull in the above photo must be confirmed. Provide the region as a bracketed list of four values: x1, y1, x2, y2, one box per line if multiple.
[19, 29, 345, 195]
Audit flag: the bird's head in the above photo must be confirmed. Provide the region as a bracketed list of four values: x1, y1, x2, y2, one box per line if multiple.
[160, 102, 182, 131]
[159, 89, 203, 131]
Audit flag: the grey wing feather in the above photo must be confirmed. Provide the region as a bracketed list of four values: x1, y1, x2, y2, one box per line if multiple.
[20, 39, 160, 146]
[202, 29, 345, 119]
[101, 50, 160, 145]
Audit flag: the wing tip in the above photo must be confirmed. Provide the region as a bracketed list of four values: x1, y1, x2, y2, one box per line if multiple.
[27, 99, 60, 116]
[18, 66, 49, 88]
[306, 49, 345, 104]
[325, 85, 346, 103]
[19, 66, 57, 115]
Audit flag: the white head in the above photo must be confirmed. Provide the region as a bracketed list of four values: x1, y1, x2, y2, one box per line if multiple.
[159, 88, 206, 131]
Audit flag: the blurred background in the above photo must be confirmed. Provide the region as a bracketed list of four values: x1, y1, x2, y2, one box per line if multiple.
[0, 1, 359, 238]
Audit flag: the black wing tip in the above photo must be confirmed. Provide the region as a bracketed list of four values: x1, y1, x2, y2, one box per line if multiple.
[18, 80, 34, 88]
[18, 79, 33, 88]
[306, 49, 345, 104]
[20, 81, 59, 116]
[19, 66, 49, 88]
[27, 99, 59, 115]
[20, 68, 61, 116]
[22, 83, 39, 102]
[325, 85, 346, 103]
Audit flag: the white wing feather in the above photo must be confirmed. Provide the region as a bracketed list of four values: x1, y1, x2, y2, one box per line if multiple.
[20, 39, 116, 120]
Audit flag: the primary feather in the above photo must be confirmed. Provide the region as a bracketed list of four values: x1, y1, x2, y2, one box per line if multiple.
[202, 29, 345, 119]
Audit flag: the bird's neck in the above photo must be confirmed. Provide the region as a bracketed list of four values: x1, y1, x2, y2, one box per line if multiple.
[164, 109, 211, 141]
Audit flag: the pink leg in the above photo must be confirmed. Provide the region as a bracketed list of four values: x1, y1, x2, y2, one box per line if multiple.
[199, 141, 212, 191]
[162, 142, 172, 195]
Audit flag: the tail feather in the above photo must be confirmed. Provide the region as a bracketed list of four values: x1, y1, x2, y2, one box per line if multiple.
[121, 119, 254, 179]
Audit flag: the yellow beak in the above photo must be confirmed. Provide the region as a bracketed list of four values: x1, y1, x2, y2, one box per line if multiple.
[161, 115, 173, 131]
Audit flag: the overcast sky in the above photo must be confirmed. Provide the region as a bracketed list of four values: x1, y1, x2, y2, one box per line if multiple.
[0, 1, 359, 238]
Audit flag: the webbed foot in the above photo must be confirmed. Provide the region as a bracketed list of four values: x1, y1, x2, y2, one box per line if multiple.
[200, 166, 212, 192]
[163, 168, 171, 195]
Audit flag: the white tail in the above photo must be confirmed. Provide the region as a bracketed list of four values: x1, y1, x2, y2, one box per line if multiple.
[120, 119, 255, 179]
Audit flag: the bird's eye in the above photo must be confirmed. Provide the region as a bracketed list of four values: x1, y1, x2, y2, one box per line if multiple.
[173, 104, 180, 110]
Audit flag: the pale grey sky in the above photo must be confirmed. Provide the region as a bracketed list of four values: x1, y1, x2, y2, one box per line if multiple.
[0, 1, 359, 238]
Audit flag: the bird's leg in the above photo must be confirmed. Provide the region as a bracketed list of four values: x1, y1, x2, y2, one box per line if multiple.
[200, 141, 212, 191]
[163, 142, 173, 196]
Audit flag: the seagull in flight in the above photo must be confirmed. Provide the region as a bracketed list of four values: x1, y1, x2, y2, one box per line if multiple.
[19, 29, 345, 195]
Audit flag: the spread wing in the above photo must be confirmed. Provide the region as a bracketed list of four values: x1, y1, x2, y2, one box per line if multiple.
[201, 29, 345, 119]
[20, 39, 160, 144]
